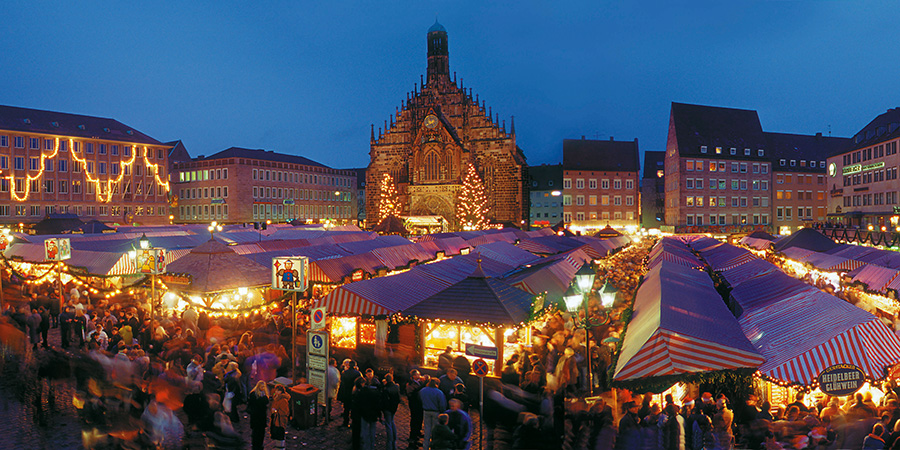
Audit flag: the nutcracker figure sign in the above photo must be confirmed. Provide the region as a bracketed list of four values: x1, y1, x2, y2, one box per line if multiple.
[271, 256, 309, 292]
[135, 248, 167, 274]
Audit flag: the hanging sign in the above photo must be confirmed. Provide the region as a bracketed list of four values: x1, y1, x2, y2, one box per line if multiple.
[272, 256, 309, 291]
[310, 306, 326, 331]
[817, 364, 865, 396]
[44, 238, 72, 261]
[135, 248, 166, 274]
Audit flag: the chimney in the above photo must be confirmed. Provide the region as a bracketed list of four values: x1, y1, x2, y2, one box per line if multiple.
[581, 135, 585, 140]
[609, 136, 614, 141]
[816, 132, 823, 137]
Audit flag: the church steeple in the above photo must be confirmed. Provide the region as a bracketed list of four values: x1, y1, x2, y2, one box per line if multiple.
[426, 19, 449, 84]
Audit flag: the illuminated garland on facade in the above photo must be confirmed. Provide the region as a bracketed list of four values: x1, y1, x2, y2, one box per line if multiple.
[378, 173, 402, 220]
[455, 163, 490, 231]
[6, 137, 169, 203]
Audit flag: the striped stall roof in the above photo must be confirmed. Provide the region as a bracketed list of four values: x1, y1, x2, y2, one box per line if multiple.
[803, 253, 853, 273]
[646, 251, 705, 270]
[851, 264, 900, 294]
[614, 260, 765, 381]
[474, 242, 542, 268]
[729, 271, 818, 312]
[503, 250, 591, 298]
[780, 247, 817, 262]
[740, 290, 900, 385]
[702, 245, 758, 272]
[718, 259, 779, 287]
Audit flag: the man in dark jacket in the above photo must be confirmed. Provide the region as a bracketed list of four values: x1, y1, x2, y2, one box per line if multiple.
[338, 359, 361, 427]
[58, 305, 74, 348]
[406, 369, 425, 448]
[358, 379, 382, 450]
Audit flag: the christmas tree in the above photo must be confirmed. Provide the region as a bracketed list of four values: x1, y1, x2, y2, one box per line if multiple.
[378, 173, 402, 220]
[456, 163, 490, 230]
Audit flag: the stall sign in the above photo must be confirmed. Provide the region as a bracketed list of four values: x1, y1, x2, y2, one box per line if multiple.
[310, 306, 326, 331]
[43, 238, 71, 261]
[272, 256, 309, 292]
[465, 343, 498, 360]
[135, 248, 166, 274]
[351, 269, 364, 282]
[817, 364, 865, 396]
[160, 274, 192, 286]
[0, 234, 8, 251]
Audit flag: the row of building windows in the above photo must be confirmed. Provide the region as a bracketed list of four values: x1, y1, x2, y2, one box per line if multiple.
[179, 168, 228, 182]
[250, 204, 352, 220]
[778, 159, 825, 168]
[564, 211, 636, 222]
[775, 207, 819, 220]
[843, 192, 899, 207]
[562, 195, 635, 206]
[685, 160, 770, 174]
[699, 146, 766, 157]
[530, 212, 559, 219]
[0, 155, 154, 177]
[252, 187, 350, 202]
[0, 204, 164, 217]
[684, 196, 770, 208]
[181, 204, 229, 221]
[530, 201, 559, 208]
[776, 174, 825, 185]
[0, 178, 163, 197]
[251, 169, 352, 187]
[180, 186, 229, 200]
[775, 190, 823, 201]
[686, 213, 769, 226]
[843, 167, 899, 187]
[684, 178, 770, 191]
[843, 141, 898, 165]
[0, 135, 163, 160]
[562, 178, 634, 190]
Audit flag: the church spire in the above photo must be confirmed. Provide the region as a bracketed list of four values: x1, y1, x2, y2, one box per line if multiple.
[426, 19, 449, 84]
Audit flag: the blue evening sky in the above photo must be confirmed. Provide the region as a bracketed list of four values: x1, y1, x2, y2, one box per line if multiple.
[0, 1, 895, 169]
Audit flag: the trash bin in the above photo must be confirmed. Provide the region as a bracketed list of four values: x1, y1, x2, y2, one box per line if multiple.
[290, 383, 320, 429]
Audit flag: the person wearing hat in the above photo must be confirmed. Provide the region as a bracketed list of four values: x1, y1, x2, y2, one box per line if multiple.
[617, 401, 641, 449]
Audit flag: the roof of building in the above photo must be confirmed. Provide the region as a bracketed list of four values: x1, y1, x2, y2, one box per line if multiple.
[765, 132, 851, 172]
[847, 107, 900, 152]
[562, 138, 640, 173]
[428, 19, 446, 33]
[0, 104, 163, 146]
[165, 140, 191, 165]
[194, 147, 329, 168]
[527, 164, 562, 190]
[352, 168, 367, 189]
[642, 151, 666, 179]
[669, 102, 767, 158]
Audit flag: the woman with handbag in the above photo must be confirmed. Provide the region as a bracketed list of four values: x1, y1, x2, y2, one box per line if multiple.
[270, 384, 291, 450]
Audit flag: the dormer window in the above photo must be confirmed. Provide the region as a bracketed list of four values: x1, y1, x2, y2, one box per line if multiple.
[790, 160, 796, 167]
[103, 127, 110, 133]
[715, 146, 722, 154]
[23, 118, 31, 124]
[820, 161, 826, 168]
[126, 130, 134, 135]
[700, 146, 707, 153]
[744, 148, 751, 156]
[51, 121, 59, 128]
[730, 148, 736, 155]
[801, 160, 806, 167]
[780, 159, 786, 166]
[77, 124, 85, 130]
[758, 149, 764, 156]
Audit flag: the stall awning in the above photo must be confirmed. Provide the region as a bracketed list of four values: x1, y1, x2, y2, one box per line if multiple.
[718, 259, 780, 287]
[851, 264, 900, 294]
[729, 271, 818, 312]
[781, 247, 817, 262]
[740, 290, 900, 385]
[701, 245, 758, 271]
[614, 260, 765, 381]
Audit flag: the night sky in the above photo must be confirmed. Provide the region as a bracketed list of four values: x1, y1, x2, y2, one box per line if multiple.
[1, 1, 896, 169]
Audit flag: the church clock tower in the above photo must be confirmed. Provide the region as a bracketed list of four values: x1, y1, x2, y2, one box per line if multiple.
[366, 21, 528, 230]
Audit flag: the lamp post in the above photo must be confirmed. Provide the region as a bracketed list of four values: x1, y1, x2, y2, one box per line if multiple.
[564, 263, 615, 396]
[208, 221, 222, 239]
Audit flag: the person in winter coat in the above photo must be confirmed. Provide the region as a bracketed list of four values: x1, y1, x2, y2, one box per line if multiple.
[358, 377, 383, 450]
[339, 359, 362, 427]
[382, 373, 402, 450]
[247, 380, 270, 450]
[269, 384, 291, 450]
[430, 414, 458, 450]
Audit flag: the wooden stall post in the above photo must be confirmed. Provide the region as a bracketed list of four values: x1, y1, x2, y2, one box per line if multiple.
[494, 327, 504, 377]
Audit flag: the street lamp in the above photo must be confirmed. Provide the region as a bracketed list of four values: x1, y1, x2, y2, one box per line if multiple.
[139, 233, 150, 249]
[208, 221, 222, 239]
[564, 263, 613, 396]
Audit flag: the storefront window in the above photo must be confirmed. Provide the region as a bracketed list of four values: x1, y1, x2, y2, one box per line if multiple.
[360, 322, 376, 345]
[332, 317, 357, 349]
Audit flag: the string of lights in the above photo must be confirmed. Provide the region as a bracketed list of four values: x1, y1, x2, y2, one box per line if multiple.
[6, 137, 169, 203]
[455, 163, 490, 231]
[378, 172, 402, 221]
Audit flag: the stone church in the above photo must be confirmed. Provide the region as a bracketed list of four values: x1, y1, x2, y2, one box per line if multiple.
[365, 21, 528, 229]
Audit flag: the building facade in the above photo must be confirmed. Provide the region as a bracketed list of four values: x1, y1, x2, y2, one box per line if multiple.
[0, 105, 171, 225]
[172, 147, 355, 224]
[641, 151, 666, 229]
[527, 164, 562, 228]
[562, 137, 640, 231]
[768, 132, 848, 233]
[366, 21, 527, 229]
[826, 107, 900, 229]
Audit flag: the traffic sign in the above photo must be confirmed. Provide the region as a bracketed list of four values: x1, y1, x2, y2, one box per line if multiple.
[472, 358, 489, 377]
[311, 306, 326, 331]
[465, 344, 498, 360]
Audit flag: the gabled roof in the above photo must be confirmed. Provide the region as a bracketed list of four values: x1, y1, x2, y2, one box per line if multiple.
[642, 151, 665, 179]
[670, 102, 767, 158]
[848, 107, 900, 152]
[195, 147, 329, 168]
[0, 104, 163, 146]
[527, 164, 562, 190]
[765, 132, 851, 171]
[165, 140, 192, 164]
[563, 138, 639, 172]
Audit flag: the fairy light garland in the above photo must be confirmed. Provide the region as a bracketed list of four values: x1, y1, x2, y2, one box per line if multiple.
[378, 172, 402, 220]
[456, 163, 490, 231]
[7, 138, 169, 203]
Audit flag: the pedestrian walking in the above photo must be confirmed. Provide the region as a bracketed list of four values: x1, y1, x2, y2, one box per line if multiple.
[407, 369, 426, 448]
[382, 373, 401, 450]
[339, 359, 361, 427]
[247, 380, 270, 450]
[326, 358, 340, 419]
[269, 384, 291, 450]
[420, 377, 447, 450]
